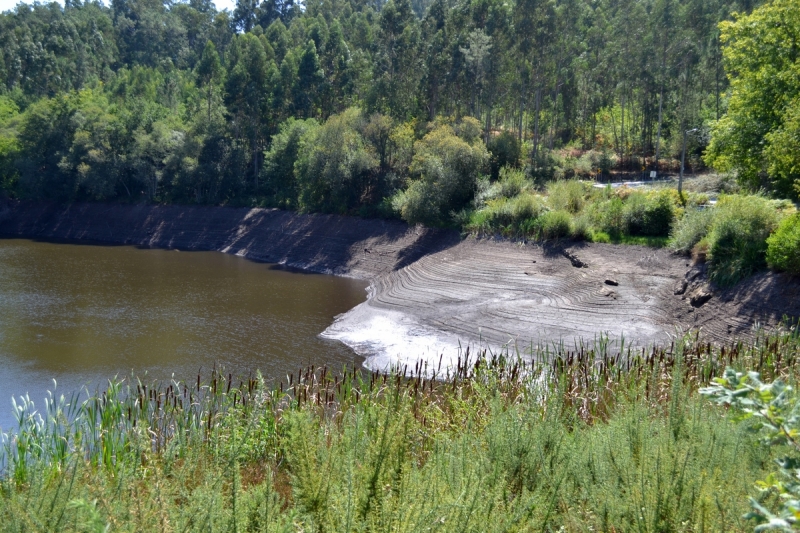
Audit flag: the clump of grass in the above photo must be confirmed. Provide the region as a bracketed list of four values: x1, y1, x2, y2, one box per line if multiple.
[466, 192, 546, 236]
[707, 195, 782, 287]
[546, 179, 588, 213]
[496, 166, 531, 198]
[670, 207, 715, 254]
[532, 209, 572, 239]
[623, 190, 676, 236]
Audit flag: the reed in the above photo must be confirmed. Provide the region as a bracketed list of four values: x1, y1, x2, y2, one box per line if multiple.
[1, 325, 798, 531]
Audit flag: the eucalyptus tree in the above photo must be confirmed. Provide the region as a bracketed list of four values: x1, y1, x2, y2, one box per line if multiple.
[225, 32, 272, 189]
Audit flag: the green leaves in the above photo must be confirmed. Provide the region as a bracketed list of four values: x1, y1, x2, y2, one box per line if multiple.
[394, 118, 489, 226]
[702, 368, 800, 530]
[767, 214, 800, 275]
[705, 0, 800, 199]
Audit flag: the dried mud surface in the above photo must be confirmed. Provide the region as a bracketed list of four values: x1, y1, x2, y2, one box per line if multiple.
[1, 201, 798, 370]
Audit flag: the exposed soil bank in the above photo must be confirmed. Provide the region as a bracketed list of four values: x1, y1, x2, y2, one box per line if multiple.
[0, 201, 457, 279]
[1, 201, 797, 371]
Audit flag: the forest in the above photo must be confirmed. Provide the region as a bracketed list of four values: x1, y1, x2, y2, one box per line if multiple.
[0, 0, 797, 225]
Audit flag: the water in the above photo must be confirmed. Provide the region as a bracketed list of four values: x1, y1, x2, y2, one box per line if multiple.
[0, 239, 368, 431]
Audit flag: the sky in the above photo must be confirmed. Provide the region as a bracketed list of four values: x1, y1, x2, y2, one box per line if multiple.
[0, 0, 238, 14]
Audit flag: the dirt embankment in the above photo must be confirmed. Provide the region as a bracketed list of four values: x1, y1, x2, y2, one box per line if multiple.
[1, 201, 797, 371]
[0, 201, 459, 278]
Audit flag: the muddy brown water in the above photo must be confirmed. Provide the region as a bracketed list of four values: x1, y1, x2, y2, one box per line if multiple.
[0, 239, 367, 431]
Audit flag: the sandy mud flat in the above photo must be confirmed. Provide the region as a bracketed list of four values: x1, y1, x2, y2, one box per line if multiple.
[1, 201, 798, 372]
[324, 237, 800, 371]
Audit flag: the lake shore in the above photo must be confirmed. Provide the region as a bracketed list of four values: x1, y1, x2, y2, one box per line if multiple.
[1, 200, 797, 371]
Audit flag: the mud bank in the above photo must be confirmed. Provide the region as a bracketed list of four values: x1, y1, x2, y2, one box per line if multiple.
[1, 201, 798, 371]
[0, 201, 458, 279]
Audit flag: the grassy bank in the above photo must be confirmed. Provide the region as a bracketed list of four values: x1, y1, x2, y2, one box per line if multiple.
[2, 328, 800, 532]
[465, 172, 799, 287]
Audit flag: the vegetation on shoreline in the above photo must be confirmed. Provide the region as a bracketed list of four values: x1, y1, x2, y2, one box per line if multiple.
[2, 327, 800, 531]
[0, 0, 799, 212]
[1, 0, 799, 289]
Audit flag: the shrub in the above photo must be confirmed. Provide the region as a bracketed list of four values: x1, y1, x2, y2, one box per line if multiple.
[546, 179, 587, 213]
[395, 120, 489, 226]
[767, 213, 800, 274]
[487, 131, 521, 180]
[261, 117, 319, 208]
[527, 149, 562, 183]
[511, 192, 547, 222]
[533, 210, 572, 240]
[570, 214, 591, 240]
[623, 191, 676, 237]
[467, 192, 547, 235]
[480, 197, 515, 227]
[295, 108, 378, 214]
[702, 368, 800, 530]
[589, 196, 626, 236]
[707, 195, 781, 287]
[669, 207, 715, 254]
[496, 166, 530, 198]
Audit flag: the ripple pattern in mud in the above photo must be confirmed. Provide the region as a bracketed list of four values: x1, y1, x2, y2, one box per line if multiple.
[355, 240, 694, 355]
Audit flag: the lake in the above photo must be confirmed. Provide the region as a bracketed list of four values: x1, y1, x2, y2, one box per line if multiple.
[0, 239, 367, 431]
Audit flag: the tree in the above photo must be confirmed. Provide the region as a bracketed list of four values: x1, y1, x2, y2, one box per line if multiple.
[294, 107, 378, 213]
[705, 0, 800, 199]
[225, 33, 271, 189]
[233, 0, 258, 33]
[260, 117, 318, 208]
[392, 117, 488, 226]
[196, 40, 223, 125]
[369, 0, 421, 119]
[460, 29, 492, 120]
[293, 40, 324, 118]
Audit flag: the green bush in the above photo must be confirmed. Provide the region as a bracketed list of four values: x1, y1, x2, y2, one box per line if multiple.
[623, 191, 676, 237]
[295, 108, 379, 214]
[707, 195, 781, 287]
[702, 368, 800, 530]
[570, 214, 591, 240]
[767, 212, 800, 274]
[546, 179, 587, 213]
[497, 166, 531, 198]
[487, 131, 521, 180]
[261, 117, 319, 208]
[533, 210, 572, 240]
[467, 192, 547, 235]
[669, 207, 715, 254]
[394, 119, 489, 226]
[589, 196, 626, 236]
[511, 192, 547, 222]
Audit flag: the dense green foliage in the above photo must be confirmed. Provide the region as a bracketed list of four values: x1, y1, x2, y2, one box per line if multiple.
[705, 195, 783, 287]
[767, 213, 800, 276]
[705, 0, 800, 198]
[703, 365, 800, 531]
[663, 194, 796, 287]
[467, 178, 699, 244]
[0, 0, 779, 212]
[668, 206, 715, 254]
[3, 328, 800, 531]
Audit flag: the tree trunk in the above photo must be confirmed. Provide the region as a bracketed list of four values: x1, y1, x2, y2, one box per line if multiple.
[654, 83, 664, 177]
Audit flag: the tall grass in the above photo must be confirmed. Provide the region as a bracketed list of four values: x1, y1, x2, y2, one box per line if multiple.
[2, 327, 799, 531]
[707, 195, 783, 287]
